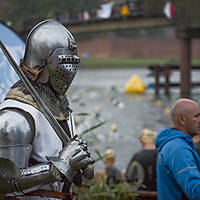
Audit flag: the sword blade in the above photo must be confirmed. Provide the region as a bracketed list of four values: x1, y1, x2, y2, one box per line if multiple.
[0, 40, 70, 145]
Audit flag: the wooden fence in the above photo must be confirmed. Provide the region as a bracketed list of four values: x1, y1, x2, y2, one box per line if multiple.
[148, 65, 200, 95]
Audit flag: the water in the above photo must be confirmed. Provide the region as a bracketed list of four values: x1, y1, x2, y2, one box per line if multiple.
[69, 68, 200, 173]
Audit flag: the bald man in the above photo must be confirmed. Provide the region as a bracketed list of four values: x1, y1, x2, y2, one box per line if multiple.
[156, 98, 200, 200]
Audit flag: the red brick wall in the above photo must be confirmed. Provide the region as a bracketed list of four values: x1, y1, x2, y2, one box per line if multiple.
[77, 34, 200, 59]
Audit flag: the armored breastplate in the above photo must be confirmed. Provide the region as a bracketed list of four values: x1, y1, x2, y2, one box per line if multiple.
[5, 80, 70, 121]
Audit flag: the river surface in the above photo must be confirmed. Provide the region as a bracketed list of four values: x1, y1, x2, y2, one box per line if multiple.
[69, 67, 200, 173]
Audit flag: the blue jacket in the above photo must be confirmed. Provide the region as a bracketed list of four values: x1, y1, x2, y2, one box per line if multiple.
[156, 128, 200, 200]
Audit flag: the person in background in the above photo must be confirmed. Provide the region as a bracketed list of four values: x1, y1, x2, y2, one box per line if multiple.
[95, 148, 123, 184]
[125, 128, 157, 191]
[193, 135, 200, 157]
[156, 98, 200, 200]
[120, 1, 130, 18]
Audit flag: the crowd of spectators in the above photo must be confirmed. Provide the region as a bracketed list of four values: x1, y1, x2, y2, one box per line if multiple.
[58, 0, 144, 24]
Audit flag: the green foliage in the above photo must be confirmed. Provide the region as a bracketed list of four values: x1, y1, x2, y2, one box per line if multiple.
[0, 0, 101, 31]
[80, 121, 107, 136]
[73, 178, 136, 200]
[172, 0, 200, 30]
[143, 0, 166, 17]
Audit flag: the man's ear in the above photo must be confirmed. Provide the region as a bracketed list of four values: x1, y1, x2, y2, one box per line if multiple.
[179, 113, 185, 126]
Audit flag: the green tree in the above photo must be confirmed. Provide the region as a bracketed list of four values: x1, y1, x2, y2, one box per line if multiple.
[0, 0, 101, 32]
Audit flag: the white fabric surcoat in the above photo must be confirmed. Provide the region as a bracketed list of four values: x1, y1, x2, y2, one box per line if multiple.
[0, 99, 74, 199]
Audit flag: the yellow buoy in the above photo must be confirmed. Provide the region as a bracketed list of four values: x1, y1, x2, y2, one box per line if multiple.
[124, 75, 147, 94]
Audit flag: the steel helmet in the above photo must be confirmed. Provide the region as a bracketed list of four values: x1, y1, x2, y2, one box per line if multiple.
[21, 19, 80, 95]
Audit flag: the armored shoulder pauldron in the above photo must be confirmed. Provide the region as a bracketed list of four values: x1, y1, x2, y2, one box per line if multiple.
[5, 80, 71, 121]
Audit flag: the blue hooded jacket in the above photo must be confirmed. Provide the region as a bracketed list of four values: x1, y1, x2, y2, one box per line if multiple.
[156, 128, 200, 200]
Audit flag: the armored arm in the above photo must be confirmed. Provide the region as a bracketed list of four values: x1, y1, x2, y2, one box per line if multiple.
[0, 108, 57, 195]
[0, 157, 60, 195]
[0, 108, 93, 196]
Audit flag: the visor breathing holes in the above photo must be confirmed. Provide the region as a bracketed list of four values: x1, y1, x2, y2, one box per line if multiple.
[49, 61, 77, 94]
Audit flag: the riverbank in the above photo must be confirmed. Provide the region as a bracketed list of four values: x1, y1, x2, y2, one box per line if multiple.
[80, 57, 200, 68]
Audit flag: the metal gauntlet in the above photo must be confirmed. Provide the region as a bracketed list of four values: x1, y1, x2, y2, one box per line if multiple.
[48, 139, 94, 182]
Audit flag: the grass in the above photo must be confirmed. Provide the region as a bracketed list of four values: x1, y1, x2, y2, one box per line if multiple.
[80, 57, 200, 68]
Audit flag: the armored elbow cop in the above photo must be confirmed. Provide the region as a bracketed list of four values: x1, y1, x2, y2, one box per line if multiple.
[21, 19, 80, 95]
[0, 157, 58, 195]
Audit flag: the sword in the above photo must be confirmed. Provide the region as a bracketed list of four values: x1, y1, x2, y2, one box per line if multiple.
[0, 40, 70, 145]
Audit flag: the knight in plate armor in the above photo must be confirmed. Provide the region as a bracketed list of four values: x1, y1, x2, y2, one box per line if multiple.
[0, 19, 94, 199]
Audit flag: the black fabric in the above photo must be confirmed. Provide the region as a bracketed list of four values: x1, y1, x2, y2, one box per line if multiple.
[58, 120, 72, 194]
[181, 192, 189, 200]
[194, 142, 200, 157]
[58, 120, 72, 143]
[105, 167, 121, 184]
[126, 149, 158, 191]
